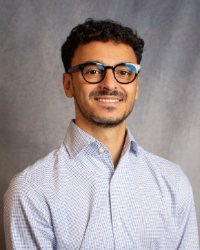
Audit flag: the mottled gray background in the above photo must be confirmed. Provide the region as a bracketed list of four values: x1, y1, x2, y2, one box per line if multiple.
[0, 0, 200, 248]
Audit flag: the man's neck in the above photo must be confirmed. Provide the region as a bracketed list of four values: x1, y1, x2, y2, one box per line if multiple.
[75, 119, 127, 168]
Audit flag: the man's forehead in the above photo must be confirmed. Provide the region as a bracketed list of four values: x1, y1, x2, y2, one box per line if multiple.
[71, 40, 137, 65]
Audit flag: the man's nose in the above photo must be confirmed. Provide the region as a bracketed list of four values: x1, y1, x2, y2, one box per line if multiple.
[99, 69, 118, 89]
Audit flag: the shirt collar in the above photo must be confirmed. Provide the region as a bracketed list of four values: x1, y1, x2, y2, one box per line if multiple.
[63, 120, 138, 158]
[124, 128, 139, 156]
[63, 120, 96, 158]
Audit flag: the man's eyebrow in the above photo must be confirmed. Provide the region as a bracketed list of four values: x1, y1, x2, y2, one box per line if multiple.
[81, 60, 104, 64]
[80, 61, 135, 66]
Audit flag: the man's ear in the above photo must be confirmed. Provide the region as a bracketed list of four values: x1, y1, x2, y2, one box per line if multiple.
[63, 73, 74, 97]
[134, 76, 139, 100]
[135, 81, 139, 100]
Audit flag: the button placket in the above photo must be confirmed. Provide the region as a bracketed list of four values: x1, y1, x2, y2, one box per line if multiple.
[98, 147, 105, 154]
[116, 217, 123, 226]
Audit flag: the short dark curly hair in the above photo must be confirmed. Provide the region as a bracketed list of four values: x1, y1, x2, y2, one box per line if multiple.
[61, 18, 144, 72]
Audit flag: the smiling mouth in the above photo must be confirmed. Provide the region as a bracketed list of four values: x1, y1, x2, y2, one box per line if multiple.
[90, 90, 126, 103]
[94, 97, 122, 103]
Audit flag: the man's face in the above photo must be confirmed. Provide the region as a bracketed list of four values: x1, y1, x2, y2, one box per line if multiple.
[63, 41, 139, 128]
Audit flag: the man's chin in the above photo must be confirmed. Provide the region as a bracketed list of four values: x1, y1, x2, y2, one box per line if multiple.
[88, 116, 127, 128]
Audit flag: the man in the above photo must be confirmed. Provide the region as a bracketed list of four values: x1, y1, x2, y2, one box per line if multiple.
[4, 19, 199, 249]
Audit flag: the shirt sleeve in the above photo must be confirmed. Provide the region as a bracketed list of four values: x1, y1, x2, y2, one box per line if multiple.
[176, 172, 199, 249]
[3, 175, 55, 250]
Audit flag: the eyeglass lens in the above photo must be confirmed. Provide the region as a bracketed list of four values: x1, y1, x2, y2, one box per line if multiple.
[82, 63, 137, 83]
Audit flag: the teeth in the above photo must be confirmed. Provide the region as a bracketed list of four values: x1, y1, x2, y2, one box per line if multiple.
[98, 99, 120, 103]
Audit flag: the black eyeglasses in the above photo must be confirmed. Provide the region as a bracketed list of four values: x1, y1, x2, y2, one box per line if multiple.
[67, 62, 141, 84]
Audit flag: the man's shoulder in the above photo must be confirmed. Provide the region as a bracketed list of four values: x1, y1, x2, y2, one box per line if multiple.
[137, 146, 192, 192]
[6, 143, 69, 195]
[139, 146, 181, 171]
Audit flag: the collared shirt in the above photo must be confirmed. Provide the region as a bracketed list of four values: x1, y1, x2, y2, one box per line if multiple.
[4, 121, 199, 249]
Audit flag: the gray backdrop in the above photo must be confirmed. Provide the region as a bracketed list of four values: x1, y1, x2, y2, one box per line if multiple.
[0, 0, 199, 248]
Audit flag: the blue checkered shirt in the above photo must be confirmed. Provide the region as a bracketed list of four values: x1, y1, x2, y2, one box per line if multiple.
[4, 121, 199, 249]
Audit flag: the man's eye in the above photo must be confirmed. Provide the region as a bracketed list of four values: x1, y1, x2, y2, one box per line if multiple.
[89, 69, 100, 74]
[120, 70, 130, 75]
[117, 70, 131, 76]
[85, 68, 102, 75]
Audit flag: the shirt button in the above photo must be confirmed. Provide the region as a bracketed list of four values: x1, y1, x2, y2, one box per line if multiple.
[98, 147, 104, 154]
[116, 218, 122, 226]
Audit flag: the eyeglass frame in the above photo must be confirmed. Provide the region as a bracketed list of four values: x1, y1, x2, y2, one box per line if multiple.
[67, 62, 141, 84]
